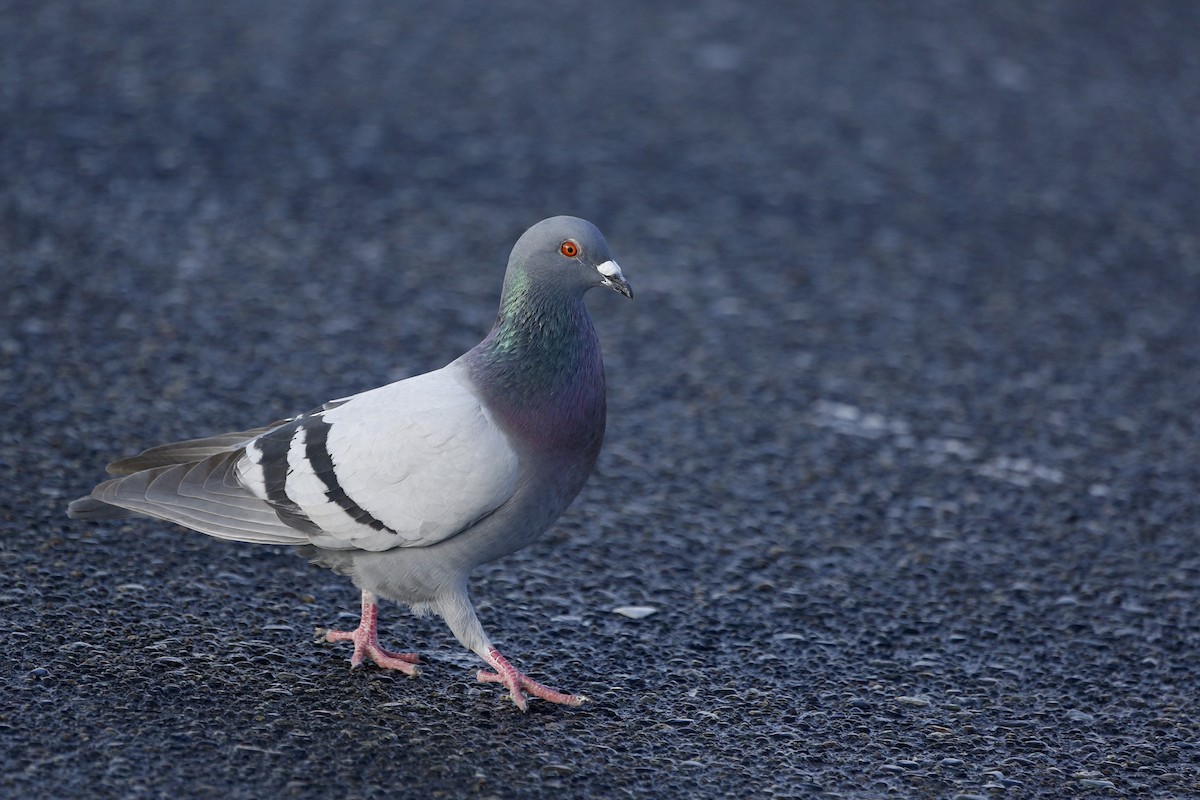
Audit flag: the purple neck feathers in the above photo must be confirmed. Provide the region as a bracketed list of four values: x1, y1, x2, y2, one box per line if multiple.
[465, 286, 607, 460]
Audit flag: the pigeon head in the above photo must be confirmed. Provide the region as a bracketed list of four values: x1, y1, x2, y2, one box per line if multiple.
[472, 216, 629, 439]
[503, 216, 632, 300]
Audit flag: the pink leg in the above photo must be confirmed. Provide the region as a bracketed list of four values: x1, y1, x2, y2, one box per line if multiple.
[322, 591, 421, 676]
[476, 646, 586, 711]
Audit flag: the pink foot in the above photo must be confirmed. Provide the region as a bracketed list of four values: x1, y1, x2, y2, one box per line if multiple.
[322, 591, 420, 676]
[476, 646, 586, 711]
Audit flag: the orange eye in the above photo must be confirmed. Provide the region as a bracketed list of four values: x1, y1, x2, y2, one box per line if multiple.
[560, 241, 579, 258]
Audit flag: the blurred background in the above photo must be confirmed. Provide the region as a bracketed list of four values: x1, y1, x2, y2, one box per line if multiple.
[3, 2, 1199, 797]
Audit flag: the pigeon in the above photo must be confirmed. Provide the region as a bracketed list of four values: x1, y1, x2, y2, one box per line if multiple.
[68, 216, 631, 711]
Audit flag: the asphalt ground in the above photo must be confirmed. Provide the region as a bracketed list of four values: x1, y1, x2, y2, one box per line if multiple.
[3, 2, 1199, 797]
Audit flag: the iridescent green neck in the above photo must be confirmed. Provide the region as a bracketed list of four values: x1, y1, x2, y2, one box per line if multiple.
[465, 276, 606, 453]
[477, 277, 598, 392]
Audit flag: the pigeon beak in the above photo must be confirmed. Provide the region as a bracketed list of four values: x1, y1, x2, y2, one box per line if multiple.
[597, 260, 632, 298]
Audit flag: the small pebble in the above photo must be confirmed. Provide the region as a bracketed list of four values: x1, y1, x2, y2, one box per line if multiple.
[612, 606, 658, 619]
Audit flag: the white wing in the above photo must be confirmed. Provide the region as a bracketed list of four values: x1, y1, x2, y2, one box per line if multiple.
[236, 360, 520, 551]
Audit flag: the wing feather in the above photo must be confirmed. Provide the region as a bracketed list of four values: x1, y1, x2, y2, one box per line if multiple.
[277, 363, 521, 551]
[105, 427, 279, 475]
[104, 396, 357, 475]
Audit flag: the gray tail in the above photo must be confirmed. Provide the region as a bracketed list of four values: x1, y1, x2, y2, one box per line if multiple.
[68, 451, 310, 547]
[67, 424, 280, 523]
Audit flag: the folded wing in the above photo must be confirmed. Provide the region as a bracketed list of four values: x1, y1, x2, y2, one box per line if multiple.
[73, 363, 521, 553]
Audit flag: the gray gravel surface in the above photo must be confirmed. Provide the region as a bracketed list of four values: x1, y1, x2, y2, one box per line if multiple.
[3, 1, 1200, 798]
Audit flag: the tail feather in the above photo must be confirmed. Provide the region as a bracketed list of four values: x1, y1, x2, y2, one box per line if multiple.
[72, 408, 357, 543]
[67, 496, 139, 521]
[86, 451, 310, 546]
